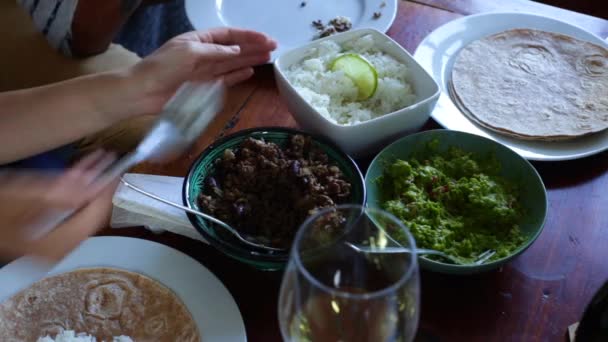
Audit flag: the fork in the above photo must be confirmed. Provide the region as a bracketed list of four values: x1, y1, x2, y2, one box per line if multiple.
[26, 81, 225, 240]
[345, 242, 496, 265]
[345, 220, 497, 265]
[119, 177, 288, 253]
[346, 242, 496, 265]
[96, 81, 225, 184]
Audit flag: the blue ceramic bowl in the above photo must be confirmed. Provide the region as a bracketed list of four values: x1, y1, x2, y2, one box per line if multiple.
[183, 127, 366, 270]
[365, 129, 548, 275]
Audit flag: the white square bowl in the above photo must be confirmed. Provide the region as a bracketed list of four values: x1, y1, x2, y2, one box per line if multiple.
[274, 28, 441, 158]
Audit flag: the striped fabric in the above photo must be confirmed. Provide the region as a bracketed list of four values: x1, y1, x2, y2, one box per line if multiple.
[17, 0, 78, 56]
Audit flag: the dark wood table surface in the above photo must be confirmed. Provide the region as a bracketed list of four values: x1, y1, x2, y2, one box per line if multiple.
[103, 1, 608, 341]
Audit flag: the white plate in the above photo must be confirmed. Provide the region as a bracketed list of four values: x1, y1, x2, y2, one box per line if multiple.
[414, 12, 608, 161]
[185, 0, 397, 61]
[0, 237, 246, 342]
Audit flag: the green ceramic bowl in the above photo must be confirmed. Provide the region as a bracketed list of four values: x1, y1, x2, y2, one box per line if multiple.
[183, 127, 366, 271]
[365, 129, 548, 275]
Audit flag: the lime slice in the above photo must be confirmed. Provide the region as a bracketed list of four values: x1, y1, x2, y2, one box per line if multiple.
[330, 53, 378, 101]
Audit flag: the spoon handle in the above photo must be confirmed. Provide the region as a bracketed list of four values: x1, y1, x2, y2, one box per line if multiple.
[348, 245, 446, 257]
[119, 178, 226, 228]
[345, 243, 461, 262]
[346, 244, 413, 254]
[119, 178, 286, 253]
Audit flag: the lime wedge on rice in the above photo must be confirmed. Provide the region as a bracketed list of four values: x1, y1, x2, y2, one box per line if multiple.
[330, 53, 378, 101]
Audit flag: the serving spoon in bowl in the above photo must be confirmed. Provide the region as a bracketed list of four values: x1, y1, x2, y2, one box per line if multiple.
[345, 242, 496, 265]
[120, 178, 288, 253]
[343, 213, 496, 265]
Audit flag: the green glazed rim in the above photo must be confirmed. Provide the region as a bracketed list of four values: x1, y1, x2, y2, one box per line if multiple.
[365, 129, 548, 274]
[183, 127, 366, 270]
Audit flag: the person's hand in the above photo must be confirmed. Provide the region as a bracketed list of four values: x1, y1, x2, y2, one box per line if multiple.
[0, 150, 119, 262]
[124, 27, 277, 117]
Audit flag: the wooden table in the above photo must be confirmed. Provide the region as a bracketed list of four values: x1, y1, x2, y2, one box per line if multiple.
[106, 1, 608, 341]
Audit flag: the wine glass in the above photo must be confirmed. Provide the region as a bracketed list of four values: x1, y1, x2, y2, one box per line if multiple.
[278, 205, 420, 342]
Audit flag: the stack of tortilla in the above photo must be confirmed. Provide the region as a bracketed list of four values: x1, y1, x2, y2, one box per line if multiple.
[0, 267, 200, 341]
[450, 28, 608, 141]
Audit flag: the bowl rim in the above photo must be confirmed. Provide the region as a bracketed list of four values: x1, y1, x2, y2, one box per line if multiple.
[182, 126, 367, 264]
[273, 27, 441, 130]
[364, 128, 549, 271]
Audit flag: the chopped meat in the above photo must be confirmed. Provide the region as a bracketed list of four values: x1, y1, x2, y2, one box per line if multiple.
[329, 16, 352, 32]
[198, 135, 352, 249]
[312, 16, 353, 39]
[312, 19, 325, 30]
[319, 26, 337, 38]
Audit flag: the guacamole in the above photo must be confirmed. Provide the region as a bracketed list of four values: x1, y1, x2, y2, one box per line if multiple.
[379, 146, 525, 263]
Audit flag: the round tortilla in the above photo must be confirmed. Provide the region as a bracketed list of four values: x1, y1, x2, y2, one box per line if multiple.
[0, 267, 200, 341]
[451, 29, 608, 141]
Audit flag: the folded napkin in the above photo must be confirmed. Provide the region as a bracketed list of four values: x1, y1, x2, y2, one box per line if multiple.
[111, 173, 207, 243]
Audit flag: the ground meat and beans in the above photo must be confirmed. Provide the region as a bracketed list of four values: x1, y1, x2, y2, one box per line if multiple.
[198, 135, 352, 249]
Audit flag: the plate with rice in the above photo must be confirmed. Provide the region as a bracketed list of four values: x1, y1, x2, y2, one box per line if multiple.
[0, 237, 246, 342]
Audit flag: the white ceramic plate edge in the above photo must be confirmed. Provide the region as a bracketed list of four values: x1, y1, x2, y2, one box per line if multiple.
[0, 236, 246, 342]
[185, 0, 398, 62]
[413, 11, 608, 161]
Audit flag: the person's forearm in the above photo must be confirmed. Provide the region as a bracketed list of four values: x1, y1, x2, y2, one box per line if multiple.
[0, 71, 142, 163]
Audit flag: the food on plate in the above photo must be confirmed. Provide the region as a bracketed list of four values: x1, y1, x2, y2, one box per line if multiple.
[37, 331, 132, 342]
[373, 1, 386, 20]
[328, 16, 352, 33]
[376, 144, 525, 263]
[312, 16, 352, 38]
[0, 268, 200, 342]
[451, 28, 608, 141]
[286, 34, 416, 125]
[312, 20, 325, 30]
[198, 135, 352, 249]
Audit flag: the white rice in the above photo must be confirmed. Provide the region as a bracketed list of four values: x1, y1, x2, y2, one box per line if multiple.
[36, 331, 133, 342]
[286, 34, 416, 125]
